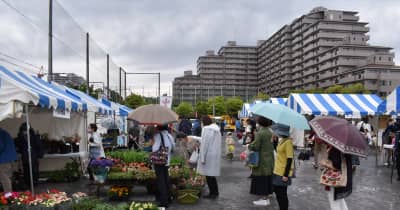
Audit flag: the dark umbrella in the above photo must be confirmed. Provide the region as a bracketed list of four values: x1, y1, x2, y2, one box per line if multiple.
[309, 116, 368, 157]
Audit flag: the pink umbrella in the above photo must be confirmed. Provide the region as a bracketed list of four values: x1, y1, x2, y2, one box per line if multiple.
[309, 116, 368, 157]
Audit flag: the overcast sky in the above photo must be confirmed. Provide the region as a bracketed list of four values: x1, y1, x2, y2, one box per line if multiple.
[1, 0, 400, 96]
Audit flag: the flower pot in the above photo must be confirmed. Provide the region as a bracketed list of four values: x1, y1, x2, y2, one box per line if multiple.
[176, 189, 200, 204]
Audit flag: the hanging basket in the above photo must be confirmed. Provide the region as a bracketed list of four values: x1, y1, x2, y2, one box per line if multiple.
[176, 189, 200, 204]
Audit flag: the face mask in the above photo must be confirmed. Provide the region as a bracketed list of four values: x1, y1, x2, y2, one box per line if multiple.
[256, 123, 260, 129]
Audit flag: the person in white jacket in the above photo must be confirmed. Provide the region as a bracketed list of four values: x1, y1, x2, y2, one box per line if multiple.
[197, 115, 222, 199]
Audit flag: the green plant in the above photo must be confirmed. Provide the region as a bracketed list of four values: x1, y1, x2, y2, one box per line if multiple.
[107, 172, 135, 180]
[107, 151, 149, 163]
[170, 156, 185, 167]
[72, 197, 102, 210]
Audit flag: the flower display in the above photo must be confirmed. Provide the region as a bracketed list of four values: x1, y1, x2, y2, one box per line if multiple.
[1, 189, 70, 207]
[89, 158, 113, 168]
[129, 201, 158, 210]
[108, 186, 130, 199]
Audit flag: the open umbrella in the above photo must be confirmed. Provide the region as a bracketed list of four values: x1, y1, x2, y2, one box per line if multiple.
[127, 104, 178, 125]
[250, 103, 310, 130]
[309, 116, 368, 157]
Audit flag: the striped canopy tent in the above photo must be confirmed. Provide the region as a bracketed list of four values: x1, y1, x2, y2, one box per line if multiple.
[269, 98, 287, 105]
[61, 86, 114, 115]
[239, 101, 267, 118]
[101, 98, 133, 116]
[287, 93, 382, 117]
[0, 65, 86, 113]
[377, 86, 400, 114]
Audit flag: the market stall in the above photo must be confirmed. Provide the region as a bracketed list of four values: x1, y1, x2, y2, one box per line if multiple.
[287, 93, 382, 118]
[268, 97, 287, 105]
[0, 65, 88, 193]
[99, 98, 133, 148]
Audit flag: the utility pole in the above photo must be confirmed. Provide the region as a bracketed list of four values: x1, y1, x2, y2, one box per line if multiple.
[48, 0, 53, 81]
[106, 54, 109, 99]
[158, 72, 161, 104]
[124, 71, 127, 98]
[86, 33, 89, 94]
[119, 67, 122, 100]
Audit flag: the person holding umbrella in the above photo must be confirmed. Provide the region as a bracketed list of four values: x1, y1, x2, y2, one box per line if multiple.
[310, 116, 368, 210]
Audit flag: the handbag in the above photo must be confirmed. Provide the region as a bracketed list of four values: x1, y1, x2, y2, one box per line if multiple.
[320, 156, 347, 187]
[273, 174, 292, 186]
[150, 133, 169, 165]
[189, 148, 199, 164]
[246, 151, 259, 168]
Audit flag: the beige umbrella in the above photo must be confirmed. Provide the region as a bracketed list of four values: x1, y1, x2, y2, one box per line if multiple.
[128, 104, 178, 125]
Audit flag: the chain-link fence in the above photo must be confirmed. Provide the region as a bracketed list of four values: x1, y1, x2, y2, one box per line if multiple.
[0, 0, 159, 103]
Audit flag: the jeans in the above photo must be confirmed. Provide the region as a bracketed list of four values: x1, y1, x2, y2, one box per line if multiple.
[206, 176, 219, 195]
[154, 165, 171, 207]
[274, 186, 288, 210]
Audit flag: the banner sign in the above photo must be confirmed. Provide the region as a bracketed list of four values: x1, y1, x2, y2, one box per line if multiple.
[160, 96, 172, 109]
[53, 108, 71, 119]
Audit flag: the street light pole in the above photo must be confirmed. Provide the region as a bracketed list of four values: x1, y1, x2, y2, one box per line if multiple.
[48, 0, 53, 82]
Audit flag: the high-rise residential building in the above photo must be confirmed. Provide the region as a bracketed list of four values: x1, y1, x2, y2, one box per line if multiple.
[53, 73, 86, 87]
[173, 7, 400, 106]
[173, 41, 258, 105]
[258, 7, 400, 97]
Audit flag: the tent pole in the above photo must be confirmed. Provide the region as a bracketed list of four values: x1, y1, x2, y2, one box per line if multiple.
[25, 104, 35, 195]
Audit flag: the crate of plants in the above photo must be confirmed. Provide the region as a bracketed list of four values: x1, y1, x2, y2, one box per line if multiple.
[176, 172, 206, 204]
[107, 150, 150, 165]
[107, 185, 131, 201]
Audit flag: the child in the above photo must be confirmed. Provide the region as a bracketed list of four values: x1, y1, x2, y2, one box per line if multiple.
[226, 132, 235, 160]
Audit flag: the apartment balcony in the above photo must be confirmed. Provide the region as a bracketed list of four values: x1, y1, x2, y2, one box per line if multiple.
[318, 23, 369, 33]
[303, 44, 317, 53]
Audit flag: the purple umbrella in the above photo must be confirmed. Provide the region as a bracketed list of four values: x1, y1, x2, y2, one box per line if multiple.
[309, 116, 368, 157]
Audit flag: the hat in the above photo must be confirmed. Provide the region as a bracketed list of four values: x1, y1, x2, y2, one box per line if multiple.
[271, 123, 290, 137]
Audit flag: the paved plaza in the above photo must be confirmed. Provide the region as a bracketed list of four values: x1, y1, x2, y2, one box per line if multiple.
[36, 139, 400, 210]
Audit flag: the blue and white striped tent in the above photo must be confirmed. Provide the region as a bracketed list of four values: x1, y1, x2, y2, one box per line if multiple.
[62, 86, 114, 115]
[377, 86, 400, 114]
[101, 98, 133, 116]
[0, 65, 86, 112]
[287, 93, 382, 117]
[269, 98, 287, 105]
[239, 101, 268, 118]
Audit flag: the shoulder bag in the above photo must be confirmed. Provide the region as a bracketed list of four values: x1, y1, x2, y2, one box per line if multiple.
[320, 155, 347, 187]
[150, 133, 169, 166]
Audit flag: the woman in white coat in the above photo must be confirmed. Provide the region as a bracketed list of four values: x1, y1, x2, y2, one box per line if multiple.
[197, 115, 222, 199]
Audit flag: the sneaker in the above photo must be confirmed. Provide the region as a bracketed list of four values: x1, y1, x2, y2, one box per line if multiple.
[253, 199, 270, 206]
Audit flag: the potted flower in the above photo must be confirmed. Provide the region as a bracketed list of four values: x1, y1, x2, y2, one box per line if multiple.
[129, 201, 158, 210]
[89, 158, 113, 183]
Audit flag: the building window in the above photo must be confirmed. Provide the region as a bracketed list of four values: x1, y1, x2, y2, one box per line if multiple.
[389, 80, 392, 86]
[381, 80, 386, 86]
[389, 57, 392, 61]
[379, 57, 382, 61]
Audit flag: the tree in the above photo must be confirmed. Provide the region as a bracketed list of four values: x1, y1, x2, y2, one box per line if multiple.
[124, 93, 145, 109]
[252, 92, 270, 101]
[225, 97, 244, 117]
[207, 96, 226, 116]
[325, 85, 344, 93]
[342, 83, 370, 94]
[175, 102, 193, 117]
[195, 101, 209, 117]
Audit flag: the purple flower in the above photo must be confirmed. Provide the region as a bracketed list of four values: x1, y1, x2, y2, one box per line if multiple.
[89, 159, 113, 168]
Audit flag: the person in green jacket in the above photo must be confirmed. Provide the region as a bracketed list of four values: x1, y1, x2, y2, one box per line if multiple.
[248, 116, 274, 206]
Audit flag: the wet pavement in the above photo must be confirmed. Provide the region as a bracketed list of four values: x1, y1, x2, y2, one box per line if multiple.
[36, 139, 400, 210]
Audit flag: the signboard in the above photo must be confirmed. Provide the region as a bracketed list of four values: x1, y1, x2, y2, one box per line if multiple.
[160, 96, 172, 109]
[53, 108, 71, 119]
